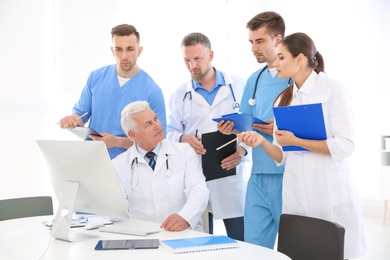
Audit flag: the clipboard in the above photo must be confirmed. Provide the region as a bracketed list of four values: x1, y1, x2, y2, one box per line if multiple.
[212, 112, 268, 133]
[201, 131, 236, 181]
[273, 103, 326, 151]
[67, 126, 103, 140]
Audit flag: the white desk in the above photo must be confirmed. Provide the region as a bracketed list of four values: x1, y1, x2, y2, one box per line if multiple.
[0, 216, 291, 260]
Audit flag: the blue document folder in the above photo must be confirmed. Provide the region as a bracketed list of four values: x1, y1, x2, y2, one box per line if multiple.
[273, 103, 326, 151]
[212, 112, 268, 133]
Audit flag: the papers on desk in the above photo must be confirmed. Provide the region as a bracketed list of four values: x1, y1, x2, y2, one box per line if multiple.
[42, 214, 113, 229]
[160, 235, 239, 254]
[201, 131, 236, 181]
[212, 112, 268, 133]
[99, 218, 162, 236]
[273, 103, 326, 151]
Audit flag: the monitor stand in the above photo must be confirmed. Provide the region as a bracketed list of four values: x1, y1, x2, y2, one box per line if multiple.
[51, 181, 99, 242]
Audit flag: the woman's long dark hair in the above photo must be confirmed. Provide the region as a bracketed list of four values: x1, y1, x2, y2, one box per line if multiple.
[275, 32, 325, 107]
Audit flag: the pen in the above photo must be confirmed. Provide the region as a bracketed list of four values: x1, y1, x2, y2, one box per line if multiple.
[63, 112, 88, 128]
[216, 137, 237, 151]
[195, 129, 198, 138]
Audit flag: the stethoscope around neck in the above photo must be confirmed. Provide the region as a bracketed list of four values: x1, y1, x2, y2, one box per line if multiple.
[248, 66, 268, 106]
[130, 155, 171, 190]
[248, 66, 293, 106]
[181, 84, 239, 128]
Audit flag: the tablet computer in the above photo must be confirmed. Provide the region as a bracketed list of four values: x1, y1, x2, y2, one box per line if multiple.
[67, 126, 103, 140]
[95, 239, 159, 250]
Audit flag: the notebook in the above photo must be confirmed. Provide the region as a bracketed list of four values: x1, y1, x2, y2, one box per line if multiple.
[201, 131, 236, 181]
[160, 235, 239, 254]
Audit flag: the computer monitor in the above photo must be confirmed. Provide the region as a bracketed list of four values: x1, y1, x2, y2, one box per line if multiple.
[36, 140, 129, 242]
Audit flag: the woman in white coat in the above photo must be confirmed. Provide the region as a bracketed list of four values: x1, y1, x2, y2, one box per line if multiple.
[167, 32, 250, 241]
[237, 32, 366, 259]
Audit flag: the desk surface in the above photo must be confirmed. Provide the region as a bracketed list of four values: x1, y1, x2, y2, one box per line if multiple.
[0, 216, 291, 260]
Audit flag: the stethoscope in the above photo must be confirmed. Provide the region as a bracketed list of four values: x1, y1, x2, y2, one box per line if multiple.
[181, 84, 239, 128]
[248, 66, 268, 106]
[248, 66, 292, 106]
[130, 155, 171, 190]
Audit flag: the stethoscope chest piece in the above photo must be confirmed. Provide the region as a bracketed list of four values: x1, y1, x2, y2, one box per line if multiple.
[249, 65, 267, 107]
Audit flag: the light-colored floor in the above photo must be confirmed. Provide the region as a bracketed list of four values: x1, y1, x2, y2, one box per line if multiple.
[213, 205, 390, 259]
[358, 214, 390, 260]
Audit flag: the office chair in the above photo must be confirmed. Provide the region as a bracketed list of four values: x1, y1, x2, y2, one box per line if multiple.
[277, 213, 345, 260]
[0, 196, 53, 221]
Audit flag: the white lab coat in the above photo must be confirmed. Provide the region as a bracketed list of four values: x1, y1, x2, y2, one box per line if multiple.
[112, 139, 209, 232]
[275, 71, 366, 258]
[167, 71, 250, 219]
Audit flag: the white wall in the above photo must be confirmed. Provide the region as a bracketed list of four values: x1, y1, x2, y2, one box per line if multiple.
[1, 0, 389, 207]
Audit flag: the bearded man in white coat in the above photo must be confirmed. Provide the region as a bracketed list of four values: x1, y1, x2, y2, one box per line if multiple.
[112, 100, 209, 232]
[167, 32, 250, 240]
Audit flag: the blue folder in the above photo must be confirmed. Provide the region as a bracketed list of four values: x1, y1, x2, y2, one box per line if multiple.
[212, 112, 268, 133]
[273, 103, 326, 151]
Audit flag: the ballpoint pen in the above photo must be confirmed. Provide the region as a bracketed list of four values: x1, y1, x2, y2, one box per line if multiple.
[195, 129, 198, 138]
[63, 112, 88, 128]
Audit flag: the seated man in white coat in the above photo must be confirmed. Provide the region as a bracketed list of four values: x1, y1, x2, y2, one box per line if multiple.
[112, 100, 209, 232]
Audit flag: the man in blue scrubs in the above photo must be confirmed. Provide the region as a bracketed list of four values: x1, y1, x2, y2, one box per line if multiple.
[218, 12, 289, 249]
[60, 24, 166, 159]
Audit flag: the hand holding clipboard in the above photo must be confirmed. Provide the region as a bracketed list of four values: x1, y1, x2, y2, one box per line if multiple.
[273, 103, 326, 151]
[212, 112, 268, 133]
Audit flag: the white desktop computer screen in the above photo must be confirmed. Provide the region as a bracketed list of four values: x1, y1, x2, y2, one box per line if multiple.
[36, 140, 129, 242]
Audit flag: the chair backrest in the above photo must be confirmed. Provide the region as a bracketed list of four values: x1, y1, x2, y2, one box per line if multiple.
[277, 213, 345, 260]
[0, 196, 53, 221]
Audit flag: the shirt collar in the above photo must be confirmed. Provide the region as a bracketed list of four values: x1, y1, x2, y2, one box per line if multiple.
[293, 70, 318, 97]
[135, 142, 161, 158]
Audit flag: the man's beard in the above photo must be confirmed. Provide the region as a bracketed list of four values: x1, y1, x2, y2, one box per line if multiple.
[191, 66, 210, 83]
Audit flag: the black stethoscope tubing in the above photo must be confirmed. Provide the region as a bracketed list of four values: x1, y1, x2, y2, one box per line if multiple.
[249, 66, 293, 106]
[249, 66, 268, 106]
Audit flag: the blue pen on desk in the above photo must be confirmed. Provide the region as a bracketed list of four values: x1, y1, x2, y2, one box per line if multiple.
[195, 129, 198, 138]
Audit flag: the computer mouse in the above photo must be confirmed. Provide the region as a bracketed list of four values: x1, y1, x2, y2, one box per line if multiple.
[84, 223, 105, 230]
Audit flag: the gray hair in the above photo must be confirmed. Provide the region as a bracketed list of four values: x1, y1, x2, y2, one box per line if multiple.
[121, 100, 150, 137]
[181, 32, 211, 50]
